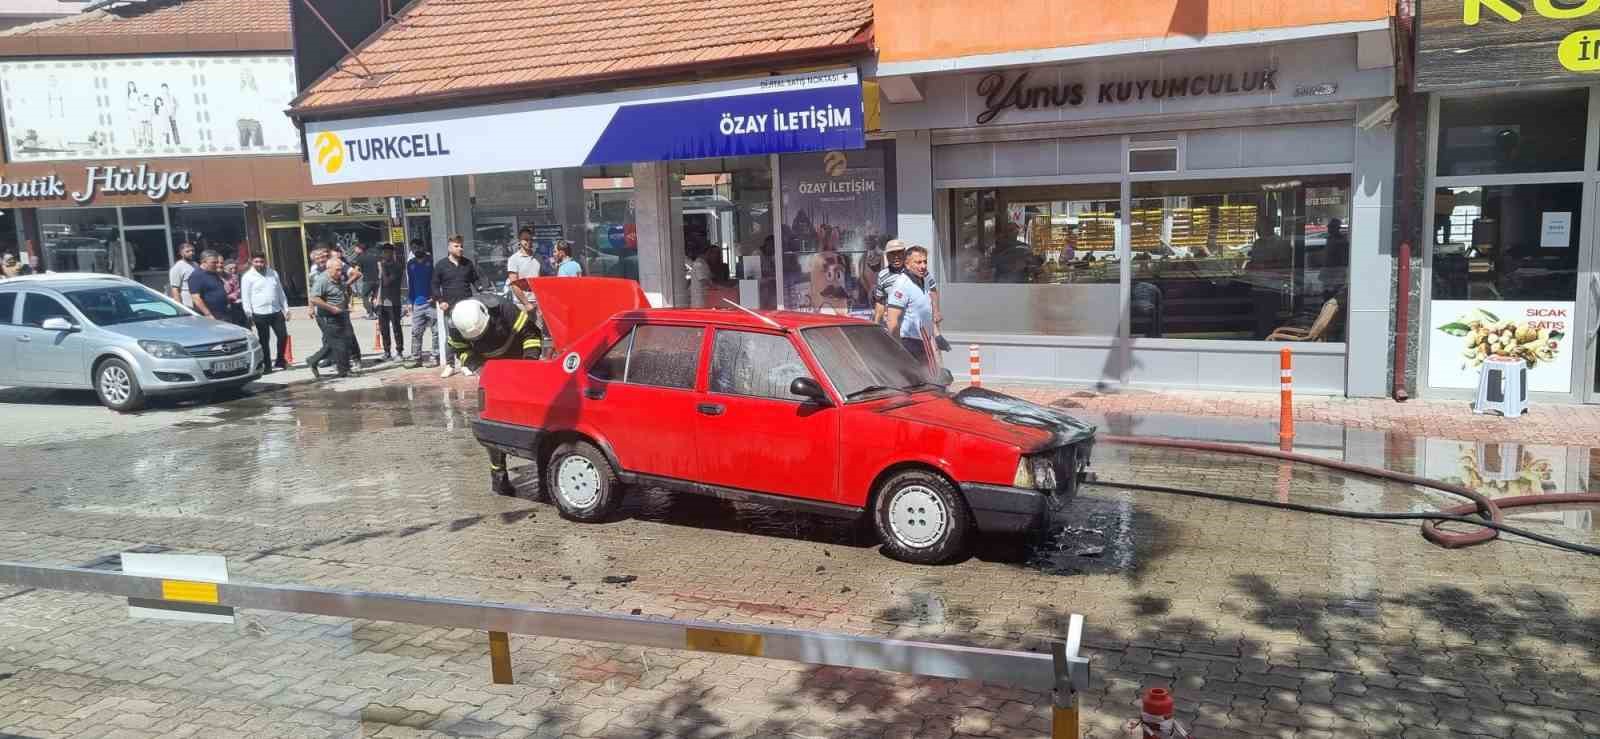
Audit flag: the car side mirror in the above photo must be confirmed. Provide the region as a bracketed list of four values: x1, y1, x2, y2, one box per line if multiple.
[41, 317, 77, 332]
[789, 377, 829, 404]
[938, 368, 954, 387]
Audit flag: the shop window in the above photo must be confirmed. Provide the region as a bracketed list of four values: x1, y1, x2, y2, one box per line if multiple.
[471, 166, 640, 289]
[303, 220, 386, 263]
[1437, 90, 1587, 177]
[1129, 176, 1350, 341]
[261, 203, 301, 223]
[946, 183, 1122, 286]
[122, 229, 172, 293]
[121, 206, 165, 227]
[677, 156, 773, 309]
[1431, 184, 1580, 302]
[39, 208, 122, 276]
[171, 205, 248, 262]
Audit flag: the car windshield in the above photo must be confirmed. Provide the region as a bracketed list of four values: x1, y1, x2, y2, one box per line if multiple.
[802, 325, 933, 400]
[63, 284, 187, 326]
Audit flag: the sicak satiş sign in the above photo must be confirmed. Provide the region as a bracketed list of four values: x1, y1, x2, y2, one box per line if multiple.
[1419, 0, 1600, 89]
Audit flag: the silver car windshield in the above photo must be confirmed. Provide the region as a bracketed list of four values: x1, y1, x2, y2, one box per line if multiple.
[63, 285, 186, 326]
[802, 325, 932, 400]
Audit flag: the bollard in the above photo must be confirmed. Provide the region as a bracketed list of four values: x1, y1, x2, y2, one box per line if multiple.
[1133, 687, 1190, 738]
[969, 344, 982, 387]
[1051, 613, 1090, 739]
[1279, 347, 1294, 450]
[373, 321, 384, 354]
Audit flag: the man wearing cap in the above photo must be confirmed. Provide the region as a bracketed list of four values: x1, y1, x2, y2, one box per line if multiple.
[873, 239, 941, 329]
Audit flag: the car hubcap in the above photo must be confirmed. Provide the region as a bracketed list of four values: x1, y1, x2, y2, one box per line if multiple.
[556, 456, 601, 508]
[100, 366, 131, 405]
[888, 485, 948, 549]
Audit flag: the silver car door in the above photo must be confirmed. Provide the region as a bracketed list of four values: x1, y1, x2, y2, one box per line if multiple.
[17, 292, 89, 387]
[0, 292, 18, 382]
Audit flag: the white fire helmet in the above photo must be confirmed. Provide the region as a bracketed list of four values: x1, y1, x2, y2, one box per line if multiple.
[450, 298, 491, 340]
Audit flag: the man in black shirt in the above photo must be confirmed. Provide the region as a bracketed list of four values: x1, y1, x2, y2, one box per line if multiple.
[375, 244, 406, 361]
[430, 234, 483, 378]
[354, 242, 380, 319]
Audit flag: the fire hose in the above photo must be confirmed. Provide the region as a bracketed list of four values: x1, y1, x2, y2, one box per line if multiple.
[1088, 435, 1600, 557]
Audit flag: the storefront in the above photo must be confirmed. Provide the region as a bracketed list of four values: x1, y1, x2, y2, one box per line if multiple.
[878, 27, 1399, 395]
[298, 68, 874, 310]
[0, 51, 426, 305]
[1414, 0, 1600, 404]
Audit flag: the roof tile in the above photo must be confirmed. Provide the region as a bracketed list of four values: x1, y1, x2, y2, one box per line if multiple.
[295, 0, 870, 114]
[1, 0, 290, 41]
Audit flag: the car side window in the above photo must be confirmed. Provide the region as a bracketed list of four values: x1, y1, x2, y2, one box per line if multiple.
[709, 330, 813, 402]
[625, 325, 702, 390]
[20, 293, 71, 328]
[589, 329, 633, 381]
[0, 293, 15, 324]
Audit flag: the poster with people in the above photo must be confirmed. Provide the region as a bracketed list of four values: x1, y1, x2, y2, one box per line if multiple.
[0, 54, 299, 162]
[779, 145, 893, 317]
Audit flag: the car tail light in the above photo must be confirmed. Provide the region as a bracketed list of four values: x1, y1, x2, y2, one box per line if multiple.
[1013, 454, 1058, 491]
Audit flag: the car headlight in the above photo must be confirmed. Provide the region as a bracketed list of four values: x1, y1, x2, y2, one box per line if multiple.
[1013, 455, 1057, 491]
[138, 340, 190, 359]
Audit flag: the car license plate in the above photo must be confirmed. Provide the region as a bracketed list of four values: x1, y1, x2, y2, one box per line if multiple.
[212, 358, 247, 372]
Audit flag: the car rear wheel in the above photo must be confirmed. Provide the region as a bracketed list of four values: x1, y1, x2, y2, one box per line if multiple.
[94, 358, 146, 413]
[547, 441, 621, 522]
[874, 470, 971, 564]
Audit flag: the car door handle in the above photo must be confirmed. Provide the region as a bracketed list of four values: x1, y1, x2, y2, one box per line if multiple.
[697, 403, 725, 416]
[15, 335, 29, 342]
[583, 387, 605, 400]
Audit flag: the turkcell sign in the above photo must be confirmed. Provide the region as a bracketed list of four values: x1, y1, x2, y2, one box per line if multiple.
[305, 69, 864, 185]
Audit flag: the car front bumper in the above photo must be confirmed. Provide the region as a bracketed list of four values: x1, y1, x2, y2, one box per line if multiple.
[963, 483, 1051, 533]
[136, 346, 264, 395]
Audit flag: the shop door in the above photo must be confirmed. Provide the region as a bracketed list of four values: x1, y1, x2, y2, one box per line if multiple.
[267, 227, 309, 306]
[1587, 188, 1600, 404]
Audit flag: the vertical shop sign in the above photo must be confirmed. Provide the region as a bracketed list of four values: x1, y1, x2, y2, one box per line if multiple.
[779, 148, 891, 316]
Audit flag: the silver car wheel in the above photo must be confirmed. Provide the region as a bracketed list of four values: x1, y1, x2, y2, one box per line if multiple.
[100, 364, 132, 405]
[887, 485, 949, 549]
[556, 455, 601, 509]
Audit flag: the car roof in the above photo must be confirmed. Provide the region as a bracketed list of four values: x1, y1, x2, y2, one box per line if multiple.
[612, 308, 868, 331]
[0, 273, 135, 292]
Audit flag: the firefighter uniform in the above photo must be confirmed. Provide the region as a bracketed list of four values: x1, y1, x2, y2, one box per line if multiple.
[446, 293, 544, 372]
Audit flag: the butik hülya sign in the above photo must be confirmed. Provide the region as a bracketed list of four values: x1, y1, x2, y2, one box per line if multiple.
[304, 69, 866, 185]
[1418, 0, 1600, 88]
[0, 164, 190, 203]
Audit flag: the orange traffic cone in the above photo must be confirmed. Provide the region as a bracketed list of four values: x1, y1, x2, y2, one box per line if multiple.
[373, 321, 384, 354]
[283, 337, 296, 364]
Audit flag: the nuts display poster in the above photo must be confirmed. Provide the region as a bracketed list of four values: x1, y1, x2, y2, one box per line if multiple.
[1428, 300, 1574, 393]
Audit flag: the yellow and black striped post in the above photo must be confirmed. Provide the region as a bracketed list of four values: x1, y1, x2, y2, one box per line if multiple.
[488, 631, 513, 684]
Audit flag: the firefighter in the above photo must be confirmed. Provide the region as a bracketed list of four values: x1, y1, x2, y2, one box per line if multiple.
[450, 292, 543, 497]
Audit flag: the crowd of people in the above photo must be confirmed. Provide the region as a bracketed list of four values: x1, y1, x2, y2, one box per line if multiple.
[155, 225, 586, 380]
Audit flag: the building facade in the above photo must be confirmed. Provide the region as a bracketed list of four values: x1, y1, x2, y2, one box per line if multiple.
[874, 0, 1400, 396]
[0, 0, 426, 305]
[1411, 0, 1600, 404]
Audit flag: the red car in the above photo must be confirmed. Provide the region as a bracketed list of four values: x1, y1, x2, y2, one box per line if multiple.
[474, 278, 1095, 564]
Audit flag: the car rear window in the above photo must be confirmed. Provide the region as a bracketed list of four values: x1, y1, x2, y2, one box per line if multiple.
[620, 325, 702, 390]
[0, 293, 14, 324]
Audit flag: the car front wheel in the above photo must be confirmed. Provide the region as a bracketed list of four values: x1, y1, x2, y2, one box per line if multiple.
[94, 358, 146, 413]
[873, 470, 971, 564]
[546, 441, 621, 522]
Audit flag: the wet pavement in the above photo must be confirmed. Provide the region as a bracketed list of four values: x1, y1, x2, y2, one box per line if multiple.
[0, 375, 1598, 737]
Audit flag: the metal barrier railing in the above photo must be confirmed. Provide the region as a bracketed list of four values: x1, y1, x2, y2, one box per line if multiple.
[0, 560, 1091, 737]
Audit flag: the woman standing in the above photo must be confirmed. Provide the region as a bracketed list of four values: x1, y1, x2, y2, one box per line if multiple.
[124, 82, 142, 147]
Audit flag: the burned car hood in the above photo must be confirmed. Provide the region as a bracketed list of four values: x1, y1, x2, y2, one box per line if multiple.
[878, 387, 1097, 450]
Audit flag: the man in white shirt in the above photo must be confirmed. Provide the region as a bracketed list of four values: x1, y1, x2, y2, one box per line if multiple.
[873, 239, 940, 328]
[241, 252, 291, 372]
[884, 245, 938, 364]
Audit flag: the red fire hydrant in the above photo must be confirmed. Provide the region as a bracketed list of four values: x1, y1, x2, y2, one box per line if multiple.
[1134, 687, 1190, 737]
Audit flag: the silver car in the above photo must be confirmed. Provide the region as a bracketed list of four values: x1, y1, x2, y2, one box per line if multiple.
[0, 273, 263, 412]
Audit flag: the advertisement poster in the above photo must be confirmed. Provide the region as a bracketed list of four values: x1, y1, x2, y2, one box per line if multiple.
[780, 146, 891, 316]
[0, 54, 299, 162]
[1428, 300, 1573, 393]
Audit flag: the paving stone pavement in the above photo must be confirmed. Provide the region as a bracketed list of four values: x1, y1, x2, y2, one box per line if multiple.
[0, 380, 1597, 737]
